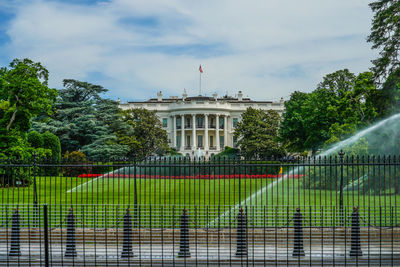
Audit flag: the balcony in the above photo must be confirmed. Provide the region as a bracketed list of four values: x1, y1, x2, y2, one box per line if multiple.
[185, 124, 192, 129]
[209, 124, 216, 129]
[196, 124, 204, 129]
[185, 146, 192, 150]
[176, 125, 181, 129]
[209, 146, 217, 150]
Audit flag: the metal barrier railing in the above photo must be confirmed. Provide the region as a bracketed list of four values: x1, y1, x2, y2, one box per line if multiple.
[0, 204, 399, 266]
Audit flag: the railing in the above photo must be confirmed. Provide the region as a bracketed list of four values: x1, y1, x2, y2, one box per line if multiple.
[185, 124, 191, 129]
[0, 154, 399, 265]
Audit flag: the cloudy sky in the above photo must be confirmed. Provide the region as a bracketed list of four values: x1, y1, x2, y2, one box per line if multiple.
[0, 0, 376, 101]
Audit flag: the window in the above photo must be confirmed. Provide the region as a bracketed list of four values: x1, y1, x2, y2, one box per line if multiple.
[219, 117, 224, 128]
[220, 136, 224, 149]
[210, 136, 214, 147]
[233, 118, 238, 128]
[186, 117, 191, 127]
[176, 136, 181, 148]
[198, 135, 203, 147]
[233, 136, 237, 148]
[176, 117, 181, 129]
[197, 116, 203, 128]
[186, 135, 191, 147]
[162, 118, 168, 128]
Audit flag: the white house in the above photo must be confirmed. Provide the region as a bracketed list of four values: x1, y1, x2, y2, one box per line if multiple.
[119, 91, 285, 159]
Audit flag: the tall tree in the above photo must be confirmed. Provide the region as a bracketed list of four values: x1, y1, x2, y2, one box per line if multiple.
[33, 79, 129, 160]
[118, 108, 169, 159]
[234, 108, 284, 159]
[367, 0, 400, 83]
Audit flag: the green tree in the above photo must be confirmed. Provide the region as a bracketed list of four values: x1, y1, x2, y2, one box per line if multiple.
[280, 70, 380, 154]
[118, 108, 169, 159]
[33, 79, 129, 160]
[234, 108, 284, 159]
[367, 0, 400, 82]
[27, 131, 43, 148]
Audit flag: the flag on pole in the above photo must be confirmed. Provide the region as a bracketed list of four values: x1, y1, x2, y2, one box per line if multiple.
[199, 65, 203, 73]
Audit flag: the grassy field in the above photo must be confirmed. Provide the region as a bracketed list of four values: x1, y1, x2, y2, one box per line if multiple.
[1, 175, 399, 228]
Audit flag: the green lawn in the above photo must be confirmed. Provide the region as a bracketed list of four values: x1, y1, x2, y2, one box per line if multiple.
[1, 176, 399, 228]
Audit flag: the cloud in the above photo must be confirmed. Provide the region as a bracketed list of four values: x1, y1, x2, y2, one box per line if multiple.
[0, 0, 376, 101]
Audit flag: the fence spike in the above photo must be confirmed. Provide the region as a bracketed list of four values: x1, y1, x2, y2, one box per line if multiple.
[121, 208, 134, 258]
[8, 208, 21, 257]
[65, 208, 77, 257]
[177, 208, 191, 258]
[292, 207, 305, 257]
[349, 206, 363, 257]
[235, 207, 248, 257]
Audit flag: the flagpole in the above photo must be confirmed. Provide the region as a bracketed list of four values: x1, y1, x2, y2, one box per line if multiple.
[199, 71, 201, 96]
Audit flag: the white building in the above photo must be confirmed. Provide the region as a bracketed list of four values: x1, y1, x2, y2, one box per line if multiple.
[119, 91, 285, 159]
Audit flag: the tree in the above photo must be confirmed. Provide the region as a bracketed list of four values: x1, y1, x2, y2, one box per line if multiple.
[280, 70, 381, 154]
[234, 108, 284, 159]
[0, 59, 56, 132]
[0, 59, 57, 157]
[118, 108, 169, 159]
[33, 79, 129, 160]
[367, 0, 400, 83]
[279, 91, 309, 152]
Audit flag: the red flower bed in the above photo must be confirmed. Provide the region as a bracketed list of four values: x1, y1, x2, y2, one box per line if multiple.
[78, 174, 103, 178]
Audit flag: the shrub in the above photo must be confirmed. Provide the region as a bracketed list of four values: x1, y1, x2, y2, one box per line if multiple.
[27, 131, 43, 148]
[62, 151, 91, 177]
[42, 131, 61, 160]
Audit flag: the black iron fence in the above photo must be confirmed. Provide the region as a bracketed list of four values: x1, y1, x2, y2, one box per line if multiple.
[0, 153, 399, 265]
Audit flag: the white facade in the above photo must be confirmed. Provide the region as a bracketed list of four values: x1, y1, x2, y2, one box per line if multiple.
[119, 91, 285, 159]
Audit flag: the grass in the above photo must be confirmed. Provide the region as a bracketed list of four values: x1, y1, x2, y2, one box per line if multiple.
[1, 175, 399, 228]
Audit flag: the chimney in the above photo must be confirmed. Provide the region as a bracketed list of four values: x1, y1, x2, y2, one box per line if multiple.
[182, 89, 187, 100]
[157, 91, 163, 101]
[213, 92, 218, 101]
[238, 91, 243, 101]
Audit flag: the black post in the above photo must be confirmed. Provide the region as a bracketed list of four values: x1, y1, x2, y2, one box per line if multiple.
[8, 208, 21, 257]
[43, 204, 50, 267]
[65, 208, 77, 257]
[339, 150, 345, 226]
[235, 207, 247, 258]
[121, 208, 134, 258]
[32, 154, 39, 227]
[178, 209, 190, 258]
[133, 156, 138, 228]
[349, 206, 363, 257]
[292, 207, 305, 257]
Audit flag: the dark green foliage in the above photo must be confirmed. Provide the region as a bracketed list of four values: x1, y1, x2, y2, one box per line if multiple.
[213, 146, 240, 159]
[42, 131, 61, 160]
[118, 108, 169, 159]
[280, 70, 381, 154]
[234, 108, 284, 159]
[367, 0, 400, 83]
[27, 131, 43, 148]
[32, 79, 129, 160]
[62, 151, 91, 177]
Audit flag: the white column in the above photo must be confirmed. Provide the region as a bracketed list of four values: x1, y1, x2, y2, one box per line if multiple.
[173, 115, 176, 148]
[192, 114, 196, 150]
[224, 115, 227, 149]
[204, 114, 209, 150]
[180, 114, 185, 151]
[216, 114, 220, 150]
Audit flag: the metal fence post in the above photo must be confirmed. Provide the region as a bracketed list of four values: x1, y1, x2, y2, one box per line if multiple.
[349, 206, 363, 257]
[43, 204, 50, 267]
[235, 207, 248, 257]
[8, 208, 21, 257]
[339, 150, 345, 226]
[121, 208, 134, 258]
[178, 208, 190, 258]
[65, 208, 77, 257]
[292, 207, 305, 257]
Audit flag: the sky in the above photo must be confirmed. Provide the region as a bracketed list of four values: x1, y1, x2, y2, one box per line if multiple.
[0, 0, 377, 102]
